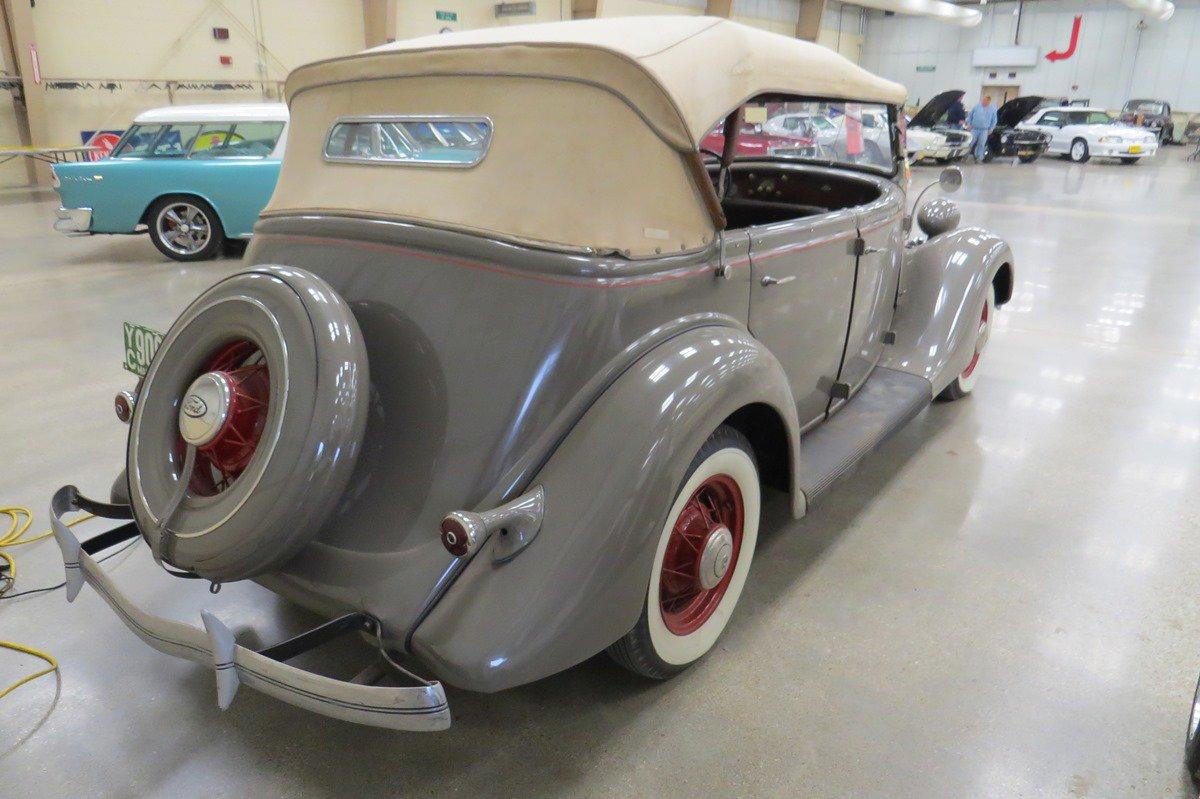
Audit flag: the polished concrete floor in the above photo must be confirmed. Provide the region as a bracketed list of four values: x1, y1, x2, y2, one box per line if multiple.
[3, 148, 1200, 798]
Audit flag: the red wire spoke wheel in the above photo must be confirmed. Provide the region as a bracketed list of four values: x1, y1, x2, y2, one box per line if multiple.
[607, 426, 761, 679]
[658, 474, 744, 635]
[176, 340, 271, 497]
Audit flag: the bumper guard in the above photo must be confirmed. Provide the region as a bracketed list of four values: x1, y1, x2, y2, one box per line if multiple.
[48, 485, 450, 731]
[54, 206, 92, 236]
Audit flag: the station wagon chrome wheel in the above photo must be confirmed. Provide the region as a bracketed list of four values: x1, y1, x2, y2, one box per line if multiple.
[1186, 670, 1200, 783]
[156, 202, 212, 256]
[608, 426, 760, 678]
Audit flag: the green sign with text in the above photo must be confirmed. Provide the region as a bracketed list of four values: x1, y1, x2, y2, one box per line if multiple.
[122, 322, 165, 376]
[435, 10, 458, 20]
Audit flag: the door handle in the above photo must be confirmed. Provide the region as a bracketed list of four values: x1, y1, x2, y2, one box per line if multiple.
[760, 275, 796, 287]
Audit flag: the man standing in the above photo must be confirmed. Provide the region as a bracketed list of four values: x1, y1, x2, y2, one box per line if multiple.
[946, 96, 968, 128]
[967, 94, 998, 162]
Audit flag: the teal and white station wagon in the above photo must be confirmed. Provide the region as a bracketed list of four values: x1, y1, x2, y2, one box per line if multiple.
[51, 103, 289, 261]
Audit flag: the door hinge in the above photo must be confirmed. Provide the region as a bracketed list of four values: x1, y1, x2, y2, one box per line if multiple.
[852, 236, 885, 256]
[830, 381, 851, 400]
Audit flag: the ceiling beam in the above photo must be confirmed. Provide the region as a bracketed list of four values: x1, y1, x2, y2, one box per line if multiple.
[2, 0, 47, 185]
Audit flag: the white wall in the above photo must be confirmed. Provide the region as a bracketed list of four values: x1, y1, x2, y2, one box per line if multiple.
[860, 0, 1200, 112]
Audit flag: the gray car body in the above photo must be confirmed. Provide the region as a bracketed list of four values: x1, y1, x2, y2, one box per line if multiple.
[235, 157, 1013, 693]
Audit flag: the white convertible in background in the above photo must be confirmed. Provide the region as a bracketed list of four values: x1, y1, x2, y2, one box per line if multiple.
[905, 123, 954, 163]
[1018, 106, 1159, 164]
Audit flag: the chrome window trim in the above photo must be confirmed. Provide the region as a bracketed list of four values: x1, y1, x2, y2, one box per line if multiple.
[323, 114, 493, 168]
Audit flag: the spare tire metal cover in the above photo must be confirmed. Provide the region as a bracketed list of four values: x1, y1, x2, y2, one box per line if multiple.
[127, 266, 369, 581]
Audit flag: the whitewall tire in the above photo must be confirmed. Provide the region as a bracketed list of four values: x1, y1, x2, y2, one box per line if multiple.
[938, 283, 996, 401]
[608, 425, 760, 678]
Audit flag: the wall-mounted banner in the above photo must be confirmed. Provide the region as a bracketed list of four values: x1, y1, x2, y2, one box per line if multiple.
[1046, 15, 1083, 62]
[972, 46, 1040, 68]
[80, 130, 124, 160]
[495, 1, 536, 16]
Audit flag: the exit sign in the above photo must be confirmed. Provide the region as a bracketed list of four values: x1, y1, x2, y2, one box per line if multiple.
[915, 65, 936, 73]
[436, 10, 458, 20]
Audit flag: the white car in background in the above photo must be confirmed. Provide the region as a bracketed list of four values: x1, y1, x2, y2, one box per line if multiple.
[1018, 106, 1159, 164]
[764, 112, 838, 147]
[904, 123, 954, 163]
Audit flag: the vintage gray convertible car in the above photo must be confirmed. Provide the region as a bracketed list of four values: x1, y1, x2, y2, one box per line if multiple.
[50, 17, 1013, 731]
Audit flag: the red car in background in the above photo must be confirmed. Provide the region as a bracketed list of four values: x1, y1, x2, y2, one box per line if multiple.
[702, 121, 815, 159]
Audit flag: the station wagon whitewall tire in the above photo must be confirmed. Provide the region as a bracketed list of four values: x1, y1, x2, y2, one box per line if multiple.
[148, 195, 225, 262]
[608, 426, 760, 678]
[938, 284, 996, 401]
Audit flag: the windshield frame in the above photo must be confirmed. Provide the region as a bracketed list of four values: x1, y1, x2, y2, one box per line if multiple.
[700, 94, 902, 180]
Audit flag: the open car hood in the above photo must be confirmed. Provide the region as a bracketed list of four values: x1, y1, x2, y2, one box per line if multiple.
[910, 90, 964, 129]
[997, 96, 1045, 128]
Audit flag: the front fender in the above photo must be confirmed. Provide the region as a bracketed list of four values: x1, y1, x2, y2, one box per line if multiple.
[883, 227, 1013, 395]
[411, 325, 800, 692]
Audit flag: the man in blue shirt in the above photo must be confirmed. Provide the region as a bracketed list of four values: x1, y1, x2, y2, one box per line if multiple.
[967, 94, 999, 162]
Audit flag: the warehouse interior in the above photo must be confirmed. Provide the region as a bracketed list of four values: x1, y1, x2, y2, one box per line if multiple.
[3, 1, 1200, 797]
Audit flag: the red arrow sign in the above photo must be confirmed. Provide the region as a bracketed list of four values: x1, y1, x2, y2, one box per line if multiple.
[1046, 15, 1082, 62]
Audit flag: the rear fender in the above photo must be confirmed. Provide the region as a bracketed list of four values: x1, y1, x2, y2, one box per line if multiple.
[884, 227, 1013, 395]
[411, 325, 800, 692]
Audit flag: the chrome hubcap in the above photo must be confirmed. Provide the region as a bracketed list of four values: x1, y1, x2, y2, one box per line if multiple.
[179, 372, 232, 447]
[698, 525, 734, 590]
[157, 202, 210, 255]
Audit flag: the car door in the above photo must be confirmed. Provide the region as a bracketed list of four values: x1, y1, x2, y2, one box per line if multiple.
[1027, 110, 1066, 152]
[748, 209, 857, 431]
[833, 190, 905, 412]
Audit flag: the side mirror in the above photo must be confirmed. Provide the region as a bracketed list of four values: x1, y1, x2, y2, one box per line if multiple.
[938, 165, 963, 194]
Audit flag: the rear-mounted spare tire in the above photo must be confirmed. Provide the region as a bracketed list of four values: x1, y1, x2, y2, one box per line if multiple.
[127, 266, 369, 582]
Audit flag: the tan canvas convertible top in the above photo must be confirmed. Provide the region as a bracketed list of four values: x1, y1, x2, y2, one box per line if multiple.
[266, 17, 907, 258]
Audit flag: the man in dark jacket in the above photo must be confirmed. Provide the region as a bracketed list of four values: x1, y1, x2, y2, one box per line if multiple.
[946, 97, 968, 128]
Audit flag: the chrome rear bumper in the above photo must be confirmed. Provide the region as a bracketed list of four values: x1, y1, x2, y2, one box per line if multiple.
[49, 485, 450, 731]
[54, 206, 92, 235]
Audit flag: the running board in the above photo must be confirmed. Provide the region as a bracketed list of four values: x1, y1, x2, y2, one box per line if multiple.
[797, 366, 932, 505]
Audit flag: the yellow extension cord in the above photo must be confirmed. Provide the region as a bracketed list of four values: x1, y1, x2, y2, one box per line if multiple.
[1, 506, 93, 700]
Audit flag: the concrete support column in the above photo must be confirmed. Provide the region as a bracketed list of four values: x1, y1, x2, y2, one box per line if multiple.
[2, 0, 48, 185]
[705, 0, 734, 18]
[363, 0, 397, 48]
[796, 0, 826, 42]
